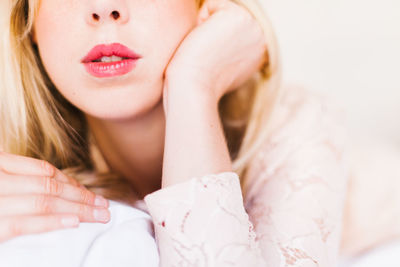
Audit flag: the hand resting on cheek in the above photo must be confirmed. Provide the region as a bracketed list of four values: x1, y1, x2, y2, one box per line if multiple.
[163, 0, 268, 110]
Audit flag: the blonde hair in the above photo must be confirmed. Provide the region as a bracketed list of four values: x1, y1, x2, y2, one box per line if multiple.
[0, 0, 282, 204]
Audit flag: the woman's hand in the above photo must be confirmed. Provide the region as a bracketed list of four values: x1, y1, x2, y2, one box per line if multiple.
[160, 0, 266, 185]
[0, 151, 110, 243]
[164, 0, 268, 104]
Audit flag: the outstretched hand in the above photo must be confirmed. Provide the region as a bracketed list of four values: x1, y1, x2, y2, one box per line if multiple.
[0, 152, 110, 243]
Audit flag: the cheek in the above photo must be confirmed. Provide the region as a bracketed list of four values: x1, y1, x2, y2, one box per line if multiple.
[31, 0, 199, 120]
[33, 3, 82, 89]
[153, 2, 199, 66]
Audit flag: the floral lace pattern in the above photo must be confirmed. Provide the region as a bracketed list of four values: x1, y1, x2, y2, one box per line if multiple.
[143, 86, 350, 267]
[144, 172, 266, 267]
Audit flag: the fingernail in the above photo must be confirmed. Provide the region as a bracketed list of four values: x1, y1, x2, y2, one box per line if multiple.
[62, 216, 80, 227]
[94, 195, 108, 207]
[93, 208, 110, 222]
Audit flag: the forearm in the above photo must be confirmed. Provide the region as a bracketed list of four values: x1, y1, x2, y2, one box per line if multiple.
[142, 78, 268, 267]
[161, 78, 232, 188]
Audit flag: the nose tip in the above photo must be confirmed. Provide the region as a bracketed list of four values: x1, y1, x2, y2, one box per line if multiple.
[87, 5, 129, 26]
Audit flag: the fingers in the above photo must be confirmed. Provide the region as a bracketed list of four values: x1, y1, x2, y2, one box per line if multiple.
[197, 0, 224, 24]
[197, 0, 246, 26]
[0, 173, 108, 208]
[53, 168, 80, 185]
[0, 195, 110, 223]
[0, 214, 80, 243]
[0, 152, 77, 184]
[197, 2, 211, 24]
[0, 152, 55, 177]
[201, 0, 235, 14]
[0, 152, 112, 244]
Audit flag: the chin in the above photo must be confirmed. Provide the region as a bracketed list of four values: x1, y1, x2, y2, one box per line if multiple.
[67, 82, 164, 122]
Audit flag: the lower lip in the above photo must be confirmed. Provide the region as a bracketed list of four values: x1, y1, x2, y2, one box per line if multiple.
[83, 59, 139, 78]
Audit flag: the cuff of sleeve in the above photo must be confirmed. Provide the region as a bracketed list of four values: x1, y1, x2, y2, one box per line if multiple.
[143, 171, 242, 224]
[143, 171, 262, 265]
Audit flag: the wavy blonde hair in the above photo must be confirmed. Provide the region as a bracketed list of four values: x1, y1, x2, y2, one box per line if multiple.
[0, 0, 282, 205]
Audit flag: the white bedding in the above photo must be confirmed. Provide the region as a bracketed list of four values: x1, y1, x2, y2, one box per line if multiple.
[1, 198, 399, 267]
[0, 200, 159, 267]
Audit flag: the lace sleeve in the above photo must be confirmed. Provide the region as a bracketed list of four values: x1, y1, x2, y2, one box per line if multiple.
[243, 86, 350, 266]
[143, 87, 350, 267]
[144, 171, 266, 267]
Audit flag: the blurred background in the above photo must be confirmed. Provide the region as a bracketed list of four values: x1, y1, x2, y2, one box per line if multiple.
[261, 0, 400, 147]
[260, 1, 400, 266]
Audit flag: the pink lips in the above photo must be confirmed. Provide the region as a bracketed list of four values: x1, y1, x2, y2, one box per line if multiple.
[81, 43, 141, 78]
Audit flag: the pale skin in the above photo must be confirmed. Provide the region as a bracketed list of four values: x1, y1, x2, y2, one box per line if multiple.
[0, 0, 267, 242]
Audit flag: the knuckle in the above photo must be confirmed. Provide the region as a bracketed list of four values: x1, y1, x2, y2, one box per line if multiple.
[80, 188, 94, 205]
[77, 203, 90, 218]
[40, 160, 54, 176]
[43, 177, 63, 196]
[35, 194, 53, 213]
[69, 177, 81, 187]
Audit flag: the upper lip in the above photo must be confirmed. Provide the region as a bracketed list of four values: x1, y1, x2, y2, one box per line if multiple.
[81, 43, 141, 63]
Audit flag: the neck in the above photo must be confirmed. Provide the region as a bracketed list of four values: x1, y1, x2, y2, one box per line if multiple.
[86, 99, 165, 199]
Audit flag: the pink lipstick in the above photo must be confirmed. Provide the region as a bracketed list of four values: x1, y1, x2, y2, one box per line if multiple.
[81, 43, 141, 78]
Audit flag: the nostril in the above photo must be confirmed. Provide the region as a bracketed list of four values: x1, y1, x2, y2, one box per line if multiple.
[111, 10, 120, 20]
[92, 13, 100, 21]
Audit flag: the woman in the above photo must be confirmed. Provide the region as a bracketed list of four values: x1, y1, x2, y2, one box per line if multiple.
[1, 0, 398, 266]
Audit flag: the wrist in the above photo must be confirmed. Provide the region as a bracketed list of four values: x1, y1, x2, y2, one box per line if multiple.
[163, 74, 219, 114]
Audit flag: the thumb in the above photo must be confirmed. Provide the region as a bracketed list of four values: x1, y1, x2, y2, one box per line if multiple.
[197, 0, 231, 25]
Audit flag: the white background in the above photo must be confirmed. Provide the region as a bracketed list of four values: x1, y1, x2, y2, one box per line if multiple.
[261, 0, 400, 147]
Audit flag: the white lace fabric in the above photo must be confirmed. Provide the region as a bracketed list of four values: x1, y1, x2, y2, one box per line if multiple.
[143, 86, 350, 267]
